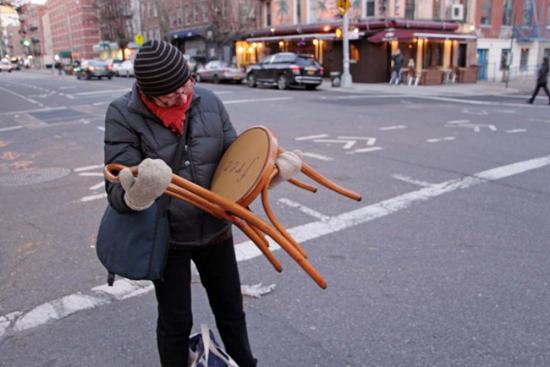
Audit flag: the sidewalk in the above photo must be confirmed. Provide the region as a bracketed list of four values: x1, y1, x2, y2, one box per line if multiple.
[318, 79, 529, 97]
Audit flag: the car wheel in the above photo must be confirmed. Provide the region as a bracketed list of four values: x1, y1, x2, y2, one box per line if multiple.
[108, 76, 112, 80]
[277, 74, 288, 90]
[126, 71, 129, 78]
[247, 74, 257, 88]
[213, 75, 220, 84]
[305, 85, 317, 90]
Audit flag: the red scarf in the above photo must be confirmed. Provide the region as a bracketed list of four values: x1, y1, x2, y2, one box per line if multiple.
[139, 89, 193, 136]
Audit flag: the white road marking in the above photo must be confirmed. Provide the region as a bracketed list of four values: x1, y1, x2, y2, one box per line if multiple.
[74, 164, 104, 172]
[445, 121, 496, 132]
[213, 91, 233, 95]
[302, 152, 333, 161]
[0, 85, 44, 107]
[427, 136, 456, 143]
[347, 147, 383, 154]
[2, 154, 550, 340]
[89, 181, 105, 190]
[506, 129, 527, 133]
[391, 174, 434, 187]
[278, 198, 331, 222]
[295, 134, 329, 141]
[0, 106, 67, 116]
[446, 119, 470, 124]
[529, 118, 550, 123]
[65, 94, 75, 99]
[379, 125, 407, 131]
[97, 126, 105, 132]
[223, 97, 292, 104]
[80, 193, 107, 202]
[338, 136, 377, 146]
[59, 86, 77, 90]
[315, 139, 356, 149]
[461, 108, 488, 115]
[0, 125, 23, 133]
[78, 172, 104, 177]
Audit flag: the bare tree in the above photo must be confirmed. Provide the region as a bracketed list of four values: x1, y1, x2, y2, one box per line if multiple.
[207, 0, 259, 61]
[95, 0, 133, 60]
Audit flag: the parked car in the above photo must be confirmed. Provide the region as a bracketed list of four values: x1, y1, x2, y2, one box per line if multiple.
[75, 59, 114, 80]
[196, 61, 246, 83]
[246, 52, 324, 90]
[107, 59, 123, 75]
[183, 54, 207, 73]
[117, 60, 134, 77]
[0, 59, 13, 73]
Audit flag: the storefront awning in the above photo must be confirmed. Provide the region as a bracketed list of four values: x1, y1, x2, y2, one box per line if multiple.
[169, 26, 208, 41]
[368, 29, 477, 43]
[246, 32, 364, 43]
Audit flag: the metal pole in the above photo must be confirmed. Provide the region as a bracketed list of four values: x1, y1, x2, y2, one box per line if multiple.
[341, 11, 352, 87]
[505, 0, 516, 88]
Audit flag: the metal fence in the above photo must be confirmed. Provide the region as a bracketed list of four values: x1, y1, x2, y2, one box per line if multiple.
[477, 63, 539, 92]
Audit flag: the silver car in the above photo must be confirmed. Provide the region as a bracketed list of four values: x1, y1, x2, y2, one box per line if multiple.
[196, 61, 245, 84]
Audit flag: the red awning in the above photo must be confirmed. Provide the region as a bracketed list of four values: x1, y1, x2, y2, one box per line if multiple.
[368, 29, 477, 43]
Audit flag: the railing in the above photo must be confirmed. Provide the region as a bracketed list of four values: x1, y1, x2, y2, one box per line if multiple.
[476, 62, 540, 91]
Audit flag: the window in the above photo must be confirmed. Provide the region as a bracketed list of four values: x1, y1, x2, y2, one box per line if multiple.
[520, 48, 529, 71]
[405, 0, 415, 19]
[265, 1, 271, 26]
[193, 4, 199, 23]
[502, 0, 512, 25]
[500, 49, 510, 70]
[432, 0, 441, 20]
[547, 5, 550, 29]
[544, 48, 550, 59]
[153, 4, 158, 17]
[523, 0, 533, 26]
[184, 5, 190, 25]
[480, 0, 491, 25]
[365, 0, 375, 17]
[296, 0, 301, 24]
[202, 3, 209, 22]
[155, 28, 160, 41]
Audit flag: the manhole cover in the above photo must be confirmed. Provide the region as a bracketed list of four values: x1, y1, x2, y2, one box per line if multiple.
[0, 167, 71, 186]
[30, 109, 88, 124]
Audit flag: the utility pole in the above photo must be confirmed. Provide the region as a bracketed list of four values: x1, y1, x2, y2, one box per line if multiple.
[338, 0, 352, 87]
[505, 0, 520, 88]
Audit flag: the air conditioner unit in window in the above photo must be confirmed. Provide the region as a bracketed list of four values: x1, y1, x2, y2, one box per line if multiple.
[450, 4, 464, 21]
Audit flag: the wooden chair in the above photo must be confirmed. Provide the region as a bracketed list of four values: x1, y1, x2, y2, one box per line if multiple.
[104, 126, 362, 289]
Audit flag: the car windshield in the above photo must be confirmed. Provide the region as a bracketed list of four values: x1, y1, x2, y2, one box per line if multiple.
[1, 61, 8, 65]
[89, 60, 107, 66]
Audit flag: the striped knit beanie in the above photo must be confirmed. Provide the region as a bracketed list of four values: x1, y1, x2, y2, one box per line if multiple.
[134, 40, 191, 97]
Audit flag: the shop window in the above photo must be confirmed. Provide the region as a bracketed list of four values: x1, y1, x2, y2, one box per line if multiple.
[296, 0, 302, 24]
[265, 1, 271, 26]
[520, 48, 529, 71]
[350, 44, 359, 63]
[500, 49, 510, 70]
[480, 0, 491, 25]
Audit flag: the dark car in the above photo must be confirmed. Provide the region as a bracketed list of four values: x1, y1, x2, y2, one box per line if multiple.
[75, 59, 114, 80]
[246, 52, 324, 90]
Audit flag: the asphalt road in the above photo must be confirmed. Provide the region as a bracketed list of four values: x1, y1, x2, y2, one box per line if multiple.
[1, 70, 550, 367]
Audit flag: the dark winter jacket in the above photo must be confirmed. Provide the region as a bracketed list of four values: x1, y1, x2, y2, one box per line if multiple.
[392, 53, 404, 71]
[104, 84, 237, 246]
[537, 63, 549, 85]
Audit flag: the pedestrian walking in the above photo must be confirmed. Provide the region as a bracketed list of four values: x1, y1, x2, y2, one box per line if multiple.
[390, 48, 404, 85]
[103, 40, 302, 367]
[528, 57, 550, 104]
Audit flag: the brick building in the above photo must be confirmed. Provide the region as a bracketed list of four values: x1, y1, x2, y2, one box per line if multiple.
[46, 0, 100, 61]
[475, 0, 550, 81]
[240, 0, 478, 83]
[18, 3, 47, 67]
[0, 4, 23, 60]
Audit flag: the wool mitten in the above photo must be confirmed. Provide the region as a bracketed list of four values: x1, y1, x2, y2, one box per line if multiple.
[119, 158, 173, 211]
[270, 150, 303, 188]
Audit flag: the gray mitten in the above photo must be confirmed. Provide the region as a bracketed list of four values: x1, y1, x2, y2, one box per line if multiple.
[271, 150, 303, 188]
[119, 158, 173, 211]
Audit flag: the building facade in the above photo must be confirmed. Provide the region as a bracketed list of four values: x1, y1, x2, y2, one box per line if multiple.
[475, 0, 550, 82]
[0, 4, 23, 60]
[47, 0, 101, 61]
[18, 3, 47, 67]
[238, 0, 478, 83]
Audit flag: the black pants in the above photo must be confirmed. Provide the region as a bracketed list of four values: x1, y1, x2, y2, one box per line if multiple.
[529, 82, 550, 102]
[153, 237, 256, 367]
